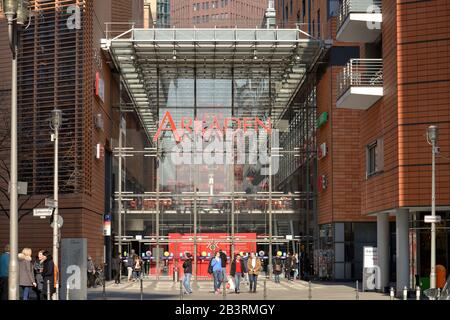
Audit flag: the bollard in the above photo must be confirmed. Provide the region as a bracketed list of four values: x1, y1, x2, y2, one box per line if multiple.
[263, 279, 267, 300]
[403, 286, 408, 300]
[416, 286, 421, 300]
[66, 284, 70, 301]
[55, 282, 59, 300]
[180, 280, 183, 300]
[356, 280, 359, 300]
[47, 280, 51, 300]
[390, 287, 395, 300]
[222, 279, 227, 300]
[308, 281, 312, 300]
[140, 276, 143, 300]
[102, 273, 106, 299]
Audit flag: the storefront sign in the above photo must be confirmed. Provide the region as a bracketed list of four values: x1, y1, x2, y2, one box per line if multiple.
[153, 111, 272, 142]
[318, 142, 327, 159]
[95, 72, 105, 103]
[317, 112, 328, 128]
[362, 246, 380, 291]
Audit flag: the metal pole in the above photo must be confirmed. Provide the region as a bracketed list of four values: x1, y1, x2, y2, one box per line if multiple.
[156, 150, 160, 281]
[430, 134, 436, 289]
[222, 278, 227, 300]
[403, 286, 408, 300]
[268, 142, 273, 279]
[118, 117, 123, 267]
[308, 280, 312, 300]
[140, 275, 143, 300]
[66, 284, 70, 300]
[47, 280, 51, 300]
[52, 111, 60, 300]
[416, 286, 421, 300]
[390, 287, 395, 300]
[263, 279, 267, 300]
[8, 16, 19, 301]
[179, 280, 183, 300]
[356, 280, 359, 300]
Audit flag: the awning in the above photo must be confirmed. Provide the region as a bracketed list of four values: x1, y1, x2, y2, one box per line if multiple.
[101, 28, 323, 138]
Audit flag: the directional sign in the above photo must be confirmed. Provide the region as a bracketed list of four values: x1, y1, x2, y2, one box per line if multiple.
[424, 215, 441, 223]
[45, 198, 57, 208]
[33, 208, 53, 217]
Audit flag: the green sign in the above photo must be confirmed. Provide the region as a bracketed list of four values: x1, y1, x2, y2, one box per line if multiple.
[317, 112, 328, 128]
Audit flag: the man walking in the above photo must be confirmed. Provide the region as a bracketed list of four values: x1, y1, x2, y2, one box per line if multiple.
[0, 244, 10, 300]
[182, 253, 193, 294]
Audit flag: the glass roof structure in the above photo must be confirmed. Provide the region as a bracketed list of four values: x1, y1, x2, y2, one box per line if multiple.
[101, 28, 323, 140]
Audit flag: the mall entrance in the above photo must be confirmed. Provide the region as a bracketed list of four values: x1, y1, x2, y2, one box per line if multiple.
[103, 27, 324, 280]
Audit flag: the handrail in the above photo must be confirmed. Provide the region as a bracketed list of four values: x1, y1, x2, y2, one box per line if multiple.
[337, 58, 383, 99]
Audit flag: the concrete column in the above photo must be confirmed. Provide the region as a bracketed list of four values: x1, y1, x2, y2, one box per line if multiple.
[396, 209, 410, 293]
[377, 213, 390, 290]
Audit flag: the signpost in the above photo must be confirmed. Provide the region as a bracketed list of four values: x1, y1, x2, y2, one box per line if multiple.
[424, 215, 441, 224]
[363, 246, 380, 291]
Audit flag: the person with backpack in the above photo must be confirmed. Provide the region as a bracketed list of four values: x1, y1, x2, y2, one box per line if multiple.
[182, 253, 193, 294]
[273, 255, 283, 283]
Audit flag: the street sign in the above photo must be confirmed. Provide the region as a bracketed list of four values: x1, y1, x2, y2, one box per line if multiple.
[45, 198, 57, 208]
[286, 235, 293, 240]
[33, 208, 53, 218]
[424, 215, 441, 223]
[50, 215, 64, 229]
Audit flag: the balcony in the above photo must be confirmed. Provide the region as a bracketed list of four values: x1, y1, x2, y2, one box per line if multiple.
[336, 59, 383, 110]
[336, 0, 382, 43]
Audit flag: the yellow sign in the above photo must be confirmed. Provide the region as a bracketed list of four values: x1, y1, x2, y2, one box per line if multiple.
[277, 251, 282, 257]
[201, 251, 207, 257]
[164, 251, 170, 257]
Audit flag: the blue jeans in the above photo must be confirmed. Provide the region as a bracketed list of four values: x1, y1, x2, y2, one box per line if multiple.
[249, 274, 258, 292]
[234, 273, 243, 292]
[274, 274, 280, 283]
[21, 286, 31, 300]
[213, 271, 223, 291]
[221, 267, 227, 282]
[183, 273, 192, 293]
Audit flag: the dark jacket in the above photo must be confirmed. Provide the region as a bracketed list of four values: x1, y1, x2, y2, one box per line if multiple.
[42, 257, 55, 294]
[111, 257, 120, 271]
[183, 258, 192, 274]
[33, 260, 44, 291]
[230, 259, 247, 276]
[273, 257, 283, 275]
[219, 251, 227, 268]
[18, 254, 35, 287]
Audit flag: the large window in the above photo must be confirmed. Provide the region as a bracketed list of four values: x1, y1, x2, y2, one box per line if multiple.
[366, 138, 384, 178]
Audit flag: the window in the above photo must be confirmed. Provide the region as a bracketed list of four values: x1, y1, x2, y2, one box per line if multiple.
[327, 0, 340, 18]
[366, 138, 384, 178]
[290, 0, 293, 15]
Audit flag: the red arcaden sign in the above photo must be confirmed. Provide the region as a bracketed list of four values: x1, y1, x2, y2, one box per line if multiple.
[152, 111, 272, 142]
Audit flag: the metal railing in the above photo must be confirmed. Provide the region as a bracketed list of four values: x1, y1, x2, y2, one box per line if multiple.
[338, 0, 382, 31]
[337, 58, 383, 99]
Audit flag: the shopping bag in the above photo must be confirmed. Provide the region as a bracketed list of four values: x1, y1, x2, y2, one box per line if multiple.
[227, 278, 235, 291]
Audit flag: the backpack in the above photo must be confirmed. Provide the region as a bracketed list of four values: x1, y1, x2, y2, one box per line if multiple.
[207, 260, 213, 275]
[274, 264, 282, 272]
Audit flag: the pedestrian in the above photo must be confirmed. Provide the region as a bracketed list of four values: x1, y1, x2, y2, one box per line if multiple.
[247, 252, 261, 293]
[111, 254, 121, 284]
[33, 250, 45, 300]
[133, 255, 143, 280]
[182, 253, 193, 294]
[285, 253, 294, 281]
[219, 249, 227, 283]
[87, 256, 96, 288]
[273, 255, 283, 283]
[230, 254, 247, 294]
[18, 248, 36, 300]
[211, 252, 223, 295]
[293, 253, 300, 280]
[41, 251, 55, 300]
[0, 244, 10, 300]
[127, 250, 136, 282]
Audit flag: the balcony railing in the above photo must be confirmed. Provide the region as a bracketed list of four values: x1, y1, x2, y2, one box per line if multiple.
[337, 59, 383, 99]
[337, 0, 382, 32]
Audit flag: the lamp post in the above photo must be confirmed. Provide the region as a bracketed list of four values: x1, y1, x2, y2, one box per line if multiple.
[3, 0, 30, 301]
[50, 109, 62, 300]
[427, 125, 438, 289]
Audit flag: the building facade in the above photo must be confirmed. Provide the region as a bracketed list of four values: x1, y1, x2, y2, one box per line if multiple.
[171, 0, 268, 28]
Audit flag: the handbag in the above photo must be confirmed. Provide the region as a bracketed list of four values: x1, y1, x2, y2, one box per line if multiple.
[226, 278, 235, 291]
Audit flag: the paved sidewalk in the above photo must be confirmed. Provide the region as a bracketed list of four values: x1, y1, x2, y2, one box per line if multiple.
[88, 278, 393, 300]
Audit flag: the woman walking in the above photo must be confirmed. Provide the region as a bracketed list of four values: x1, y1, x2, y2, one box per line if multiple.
[33, 251, 45, 300]
[211, 252, 223, 295]
[18, 248, 36, 300]
[230, 254, 247, 294]
[247, 252, 261, 293]
[273, 255, 283, 283]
